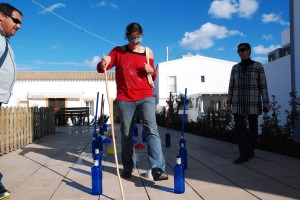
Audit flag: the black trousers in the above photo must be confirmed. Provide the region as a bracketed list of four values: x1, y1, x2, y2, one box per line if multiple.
[234, 114, 258, 158]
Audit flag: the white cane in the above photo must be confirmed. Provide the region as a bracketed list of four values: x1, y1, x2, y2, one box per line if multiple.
[102, 55, 125, 200]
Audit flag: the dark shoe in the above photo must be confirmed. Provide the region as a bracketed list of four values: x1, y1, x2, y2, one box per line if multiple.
[233, 156, 249, 164]
[121, 170, 132, 179]
[152, 168, 168, 181]
[249, 152, 255, 159]
[0, 186, 10, 199]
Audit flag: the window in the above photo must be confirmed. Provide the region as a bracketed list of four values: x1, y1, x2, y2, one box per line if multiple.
[196, 97, 200, 109]
[201, 76, 205, 82]
[85, 101, 93, 115]
[19, 100, 29, 107]
[168, 76, 177, 93]
[209, 101, 221, 111]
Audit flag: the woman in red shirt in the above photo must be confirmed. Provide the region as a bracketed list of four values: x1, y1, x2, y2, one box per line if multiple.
[97, 22, 168, 181]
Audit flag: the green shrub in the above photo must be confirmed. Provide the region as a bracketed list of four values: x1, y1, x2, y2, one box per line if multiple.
[156, 91, 300, 158]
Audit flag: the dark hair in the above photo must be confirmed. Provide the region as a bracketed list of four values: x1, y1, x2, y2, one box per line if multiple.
[125, 22, 143, 39]
[238, 43, 251, 55]
[0, 3, 23, 16]
[237, 43, 251, 50]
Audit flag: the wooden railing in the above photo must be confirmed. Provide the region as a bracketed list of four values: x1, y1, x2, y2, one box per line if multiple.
[0, 107, 55, 155]
[55, 107, 90, 126]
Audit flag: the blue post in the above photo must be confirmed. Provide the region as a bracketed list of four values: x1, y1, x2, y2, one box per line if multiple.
[174, 156, 185, 193]
[92, 92, 99, 155]
[165, 131, 171, 147]
[166, 92, 172, 148]
[91, 160, 102, 195]
[133, 125, 139, 137]
[93, 92, 99, 137]
[142, 129, 146, 142]
[179, 88, 187, 169]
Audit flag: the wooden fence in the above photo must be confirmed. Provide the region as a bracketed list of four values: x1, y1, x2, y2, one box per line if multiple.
[0, 107, 55, 155]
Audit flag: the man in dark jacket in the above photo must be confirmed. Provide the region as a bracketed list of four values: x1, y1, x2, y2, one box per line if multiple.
[226, 43, 271, 164]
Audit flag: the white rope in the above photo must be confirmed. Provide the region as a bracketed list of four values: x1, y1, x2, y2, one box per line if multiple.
[30, 0, 119, 46]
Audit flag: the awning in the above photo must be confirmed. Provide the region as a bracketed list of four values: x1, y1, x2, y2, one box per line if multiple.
[27, 92, 83, 99]
[83, 97, 96, 101]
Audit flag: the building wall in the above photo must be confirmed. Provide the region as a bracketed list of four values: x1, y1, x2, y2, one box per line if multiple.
[264, 55, 291, 124]
[291, 0, 300, 138]
[292, 0, 300, 97]
[263, 1, 299, 126]
[6, 79, 117, 122]
[155, 55, 235, 108]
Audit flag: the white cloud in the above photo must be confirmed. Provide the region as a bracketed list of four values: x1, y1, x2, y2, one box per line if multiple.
[252, 56, 268, 64]
[39, 3, 66, 14]
[238, 0, 259, 18]
[208, 0, 258, 19]
[262, 13, 289, 26]
[262, 34, 273, 41]
[83, 56, 101, 68]
[179, 22, 244, 50]
[51, 43, 62, 50]
[182, 52, 202, 58]
[216, 47, 225, 51]
[253, 44, 281, 54]
[208, 0, 237, 19]
[93, 1, 118, 9]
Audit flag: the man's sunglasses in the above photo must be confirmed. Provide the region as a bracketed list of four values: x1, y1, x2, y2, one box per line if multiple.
[6, 14, 22, 25]
[237, 47, 247, 53]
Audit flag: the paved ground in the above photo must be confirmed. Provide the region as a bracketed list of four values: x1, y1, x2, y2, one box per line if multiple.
[1, 124, 300, 200]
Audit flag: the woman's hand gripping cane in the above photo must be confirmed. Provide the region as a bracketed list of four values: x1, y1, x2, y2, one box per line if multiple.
[144, 62, 155, 88]
[100, 55, 111, 70]
[145, 47, 155, 88]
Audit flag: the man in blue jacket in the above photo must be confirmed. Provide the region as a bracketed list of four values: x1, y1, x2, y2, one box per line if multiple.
[0, 3, 22, 199]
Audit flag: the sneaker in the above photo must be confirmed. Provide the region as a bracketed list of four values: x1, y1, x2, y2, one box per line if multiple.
[249, 152, 255, 159]
[233, 156, 249, 164]
[152, 168, 168, 181]
[121, 170, 132, 179]
[0, 186, 10, 200]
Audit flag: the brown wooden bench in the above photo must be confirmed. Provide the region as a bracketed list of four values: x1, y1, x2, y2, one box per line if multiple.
[55, 107, 90, 126]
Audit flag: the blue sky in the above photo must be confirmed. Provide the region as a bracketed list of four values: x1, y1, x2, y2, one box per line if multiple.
[9, 0, 290, 71]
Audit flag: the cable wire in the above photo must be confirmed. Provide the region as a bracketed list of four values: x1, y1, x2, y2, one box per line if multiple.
[31, 0, 119, 46]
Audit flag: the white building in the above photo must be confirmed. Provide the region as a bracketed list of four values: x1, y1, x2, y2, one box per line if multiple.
[6, 55, 235, 124]
[264, 0, 300, 132]
[264, 29, 291, 124]
[6, 71, 117, 123]
[4, 1, 298, 128]
[154, 55, 235, 122]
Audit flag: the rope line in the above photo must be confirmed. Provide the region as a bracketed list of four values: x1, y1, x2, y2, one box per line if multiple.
[30, 0, 119, 46]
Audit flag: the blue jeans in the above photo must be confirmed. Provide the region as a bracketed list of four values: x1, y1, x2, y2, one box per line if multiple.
[116, 97, 166, 172]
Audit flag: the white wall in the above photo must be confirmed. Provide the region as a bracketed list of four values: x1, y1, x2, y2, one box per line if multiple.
[264, 55, 291, 124]
[292, 0, 300, 98]
[282, 28, 290, 46]
[291, 0, 300, 138]
[155, 55, 235, 107]
[6, 79, 117, 121]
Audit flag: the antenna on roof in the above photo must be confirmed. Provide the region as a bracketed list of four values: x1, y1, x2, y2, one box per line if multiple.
[166, 46, 169, 62]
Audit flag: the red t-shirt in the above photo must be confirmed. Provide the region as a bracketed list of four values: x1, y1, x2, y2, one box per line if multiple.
[97, 46, 156, 101]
